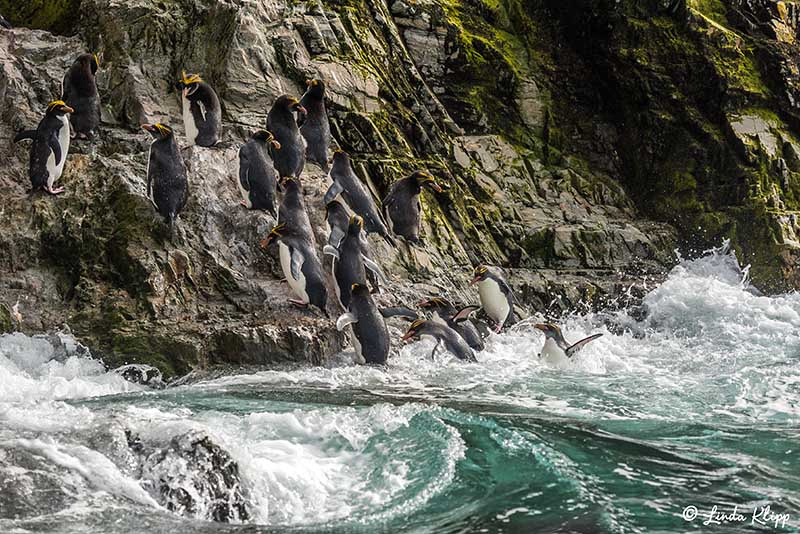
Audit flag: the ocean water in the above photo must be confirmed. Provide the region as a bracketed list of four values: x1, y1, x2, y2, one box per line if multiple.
[1, 243, 798, 533]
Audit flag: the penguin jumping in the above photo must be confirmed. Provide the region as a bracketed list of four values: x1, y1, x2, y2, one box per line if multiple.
[383, 170, 443, 244]
[419, 298, 485, 352]
[267, 95, 307, 179]
[324, 151, 391, 242]
[401, 318, 477, 362]
[261, 222, 328, 313]
[336, 283, 391, 365]
[61, 53, 100, 139]
[14, 100, 74, 195]
[176, 71, 221, 147]
[236, 130, 281, 216]
[299, 79, 331, 171]
[323, 215, 388, 311]
[534, 323, 603, 366]
[142, 123, 188, 227]
[470, 265, 515, 333]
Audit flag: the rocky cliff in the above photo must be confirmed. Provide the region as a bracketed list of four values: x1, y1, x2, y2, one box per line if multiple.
[0, 0, 796, 377]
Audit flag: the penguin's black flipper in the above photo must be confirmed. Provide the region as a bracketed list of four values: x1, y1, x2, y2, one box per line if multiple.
[238, 152, 251, 192]
[323, 244, 340, 259]
[289, 246, 304, 280]
[379, 307, 419, 321]
[452, 305, 481, 323]
[363, 256, 388, 285]
[336, 312, 358, 331]
[323, 181, 344, 205]
[566, 333, 603, 358]
[47, 132, 62, 166]
[14, 130, 37, 143]
[328, 226, 346, 249]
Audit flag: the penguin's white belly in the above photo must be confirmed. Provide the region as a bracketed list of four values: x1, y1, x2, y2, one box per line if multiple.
[478, 279, 510, 325]
[234, 152, 252, 208]
[279, 243, 308, 303]
[182, 97, 199, 145]
[541, 337, 569, 366]
[47, 116, 71, 187]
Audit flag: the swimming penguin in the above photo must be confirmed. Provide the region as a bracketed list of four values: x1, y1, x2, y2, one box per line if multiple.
[14, 100, 74, 195]
[267, 95, 306, 178]
[299, 79, 331, 171]
[176, 71, 221, 147]
[278, 177, 314, 243]
[323, 215, 388, 310]
[61, 53, 100, 139]
[401, 318, 477, 362]
[470, 265, 515, 333]
[419, 298, 485, 352]
[382, 170, 443, 244]
[336, 283, 390, 365]
[534, 323, 603, 366]
[261, 223, 328, 313]
[236, 130, 281, 215]
[324, 151, 391, 241]
[142, 123, 188, 226]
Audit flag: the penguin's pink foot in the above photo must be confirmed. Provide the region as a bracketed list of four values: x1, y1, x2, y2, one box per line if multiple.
[289, 299, 308, 308]
[45, 186, 65, 195]
[494, 323, 503, 334]
[239, 200, 248, 207]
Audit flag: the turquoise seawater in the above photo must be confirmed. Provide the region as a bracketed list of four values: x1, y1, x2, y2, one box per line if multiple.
[1, 244, 798, 533]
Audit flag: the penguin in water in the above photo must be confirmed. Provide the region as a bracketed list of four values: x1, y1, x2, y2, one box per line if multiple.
[401, 318, 477, 362]
[383, 170, 443, 244]
[299, 79, 331, 171]
[324, 151, 391, 242]
[336, 283, 390, 365]
[61, 53, 100, 139]
[261, 223, 327, 313]
[14, 100, 74, 195]
[324, 215, 388, 310]
[175, 71, 221, 147]
[278, 177, 314, 243]
[142, 123, 188, 227]
[470, 265, 515, 333]
[419, 298, 485, 352]
[534, 323, 603, 366]
[236, 130, 281, 215]
[267, 95, 306, 179]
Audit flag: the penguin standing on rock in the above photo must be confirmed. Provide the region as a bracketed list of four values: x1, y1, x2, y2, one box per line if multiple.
[324, 151, 391, 242]
[419, 298, 485, 352]
[299, 79, 331, 171]
[176, 71, 221, 147]
[534, 323, 603, 366]
[278, 177, 314, 243]
[14, 100, 74, 195]
[470, 265, 515, 333]
[267, 95, 306, 178]
[325, 199, 350, 248]
[383, 170, 443, 244]
[61, 53, 101, 139]
[236, 130, 281, 215]
[142, 123, 188, 227]
[261, 223, 327, 313]
[402, 318, 477, 362]
[337, 283, 390, 365]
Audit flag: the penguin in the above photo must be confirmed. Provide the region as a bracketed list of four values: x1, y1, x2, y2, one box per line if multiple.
[278, 177, 314, 243]
[470, 265, 515, 333]
[336, 283, 390, 365]
[534, 323, 603, 366]
[142, 123, 188, 227]
[401, 319, 477, 362]
[323, 215, 388, 311]
[267, 94, 306, 178]
[236, 129, 281, 215]
[261, 222, 328, 313]
[299, 79, 331, 171]
[382, 170, 443, 244]
[324, 151, 391, 241]
[14, 100, 74, 195]
[61, 53, 100, 139]
[325, 199, 350, 249]
[419, 298, 485, 352]
[175, 71, 221, 147]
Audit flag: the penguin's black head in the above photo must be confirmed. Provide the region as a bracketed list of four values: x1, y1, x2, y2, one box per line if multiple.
[75, 53, 100, 74]
[176, 71, 202, 95]
[305, 78, 325, 98]
[280, 176, 300, 191]
[260, 222, 286, 249]
[348, 215, 364, 235]
[46, 100, 74, 116]
[401, 318, 428, 342]
[419, 297, 453, 311]
[252, 129, 281, 150]
[332, 149, 350, 166]
[534, 323, 563, 341]
[412, 170, 443, 193]
[351, 282, 369, 298]
[469, 265, 489, 285]
[141, 123, 173, 140]
[274, 94, 307, 116]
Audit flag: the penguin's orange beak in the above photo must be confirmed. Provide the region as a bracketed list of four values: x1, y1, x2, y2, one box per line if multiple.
[469, 275, 481, 286]
[271, 139, 281, 150]
[401, 329, 417, 342]
[418, 299, 431, 307]
[429, 182, 443, 193]
[62, 105, 75, 114]
[533, 323, 547, 332]
[292, 103, 307, 115]
[141, 124, 154, 132]
[260, 235, 275, 249]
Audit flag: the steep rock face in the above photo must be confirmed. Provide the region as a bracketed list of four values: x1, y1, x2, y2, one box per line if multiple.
[5, 0, 771, 376]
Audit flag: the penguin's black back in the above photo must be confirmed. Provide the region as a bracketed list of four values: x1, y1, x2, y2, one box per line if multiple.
[299, 91, 330, 171]
[333, 230, 367, 310]
[62, 54, 100, 136]
[350, 287, 390, 364]
[240, 138, 278, 214]
[278, 180, 314, 243]
[424, 322, 476, 362]
[296, 239, 327, 312]
[384, 177, 421, 242]
[148, 136, 188, 224]
[268, 105, 305, 178]
[325, 201, 350, 247]
[188, 82, 221, 147]
[452, 319, 485, 352]
[330, 157, 387, 236]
